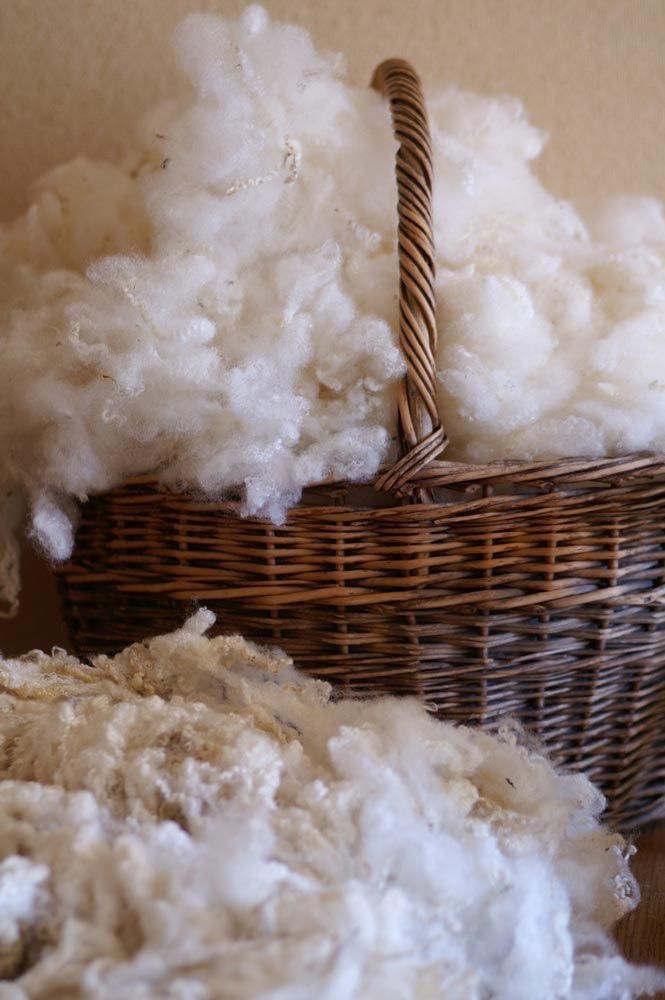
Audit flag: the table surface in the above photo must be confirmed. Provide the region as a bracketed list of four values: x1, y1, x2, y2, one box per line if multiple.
[616, 822, 665, 996]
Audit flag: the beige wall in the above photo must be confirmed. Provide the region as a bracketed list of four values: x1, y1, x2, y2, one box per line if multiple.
[2, 0, 665, 223]
[1, 0, 664, 653]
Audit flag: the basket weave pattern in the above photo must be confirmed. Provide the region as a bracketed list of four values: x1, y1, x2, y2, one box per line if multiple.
[58, 62, 665, 829]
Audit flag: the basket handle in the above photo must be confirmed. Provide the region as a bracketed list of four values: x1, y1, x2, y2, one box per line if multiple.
[371, 60, 447, 498]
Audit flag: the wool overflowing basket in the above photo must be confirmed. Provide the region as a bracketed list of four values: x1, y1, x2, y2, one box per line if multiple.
[57, 60, 665, 829]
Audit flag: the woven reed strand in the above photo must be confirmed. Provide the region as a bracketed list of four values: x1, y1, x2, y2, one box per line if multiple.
[57, 62, 665, 830]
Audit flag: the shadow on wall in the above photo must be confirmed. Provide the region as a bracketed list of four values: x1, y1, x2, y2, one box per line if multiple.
[0, 544, 69, 656]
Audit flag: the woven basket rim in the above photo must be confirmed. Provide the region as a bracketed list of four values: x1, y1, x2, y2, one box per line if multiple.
[85, 450, 665, 525]
[113, 450, 665, 489]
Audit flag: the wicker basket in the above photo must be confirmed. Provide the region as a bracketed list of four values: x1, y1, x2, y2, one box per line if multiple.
[58, 61, 665, 829]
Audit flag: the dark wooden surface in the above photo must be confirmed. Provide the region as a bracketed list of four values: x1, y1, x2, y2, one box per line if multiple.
[616, 822, 665, 996]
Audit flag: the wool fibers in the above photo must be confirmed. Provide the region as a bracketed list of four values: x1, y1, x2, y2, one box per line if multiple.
[0, 609, 663, 999]
[2, 5, 665, 612]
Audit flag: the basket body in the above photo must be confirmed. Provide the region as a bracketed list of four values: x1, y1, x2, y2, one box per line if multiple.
[58, 461, 665, 829]
[51, 60, 665, 829]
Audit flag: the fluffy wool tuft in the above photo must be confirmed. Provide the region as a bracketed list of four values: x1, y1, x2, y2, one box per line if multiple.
[0, 610, 663, 998]
[2, 6, 665, 612]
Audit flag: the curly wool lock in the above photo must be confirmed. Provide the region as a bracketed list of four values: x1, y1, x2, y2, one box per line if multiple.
[2, 5, 665, 614]
[0, 610, 664, 998]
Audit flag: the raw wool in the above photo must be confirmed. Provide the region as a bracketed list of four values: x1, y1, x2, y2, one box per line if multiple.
[433, 124, 665, 465]
[2, 5, 665, 611]
[0, 610, 662, 999]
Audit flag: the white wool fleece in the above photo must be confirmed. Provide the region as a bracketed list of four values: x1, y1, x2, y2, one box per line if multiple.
[0, 609, 663, 999]
[2, 4, 665, 613]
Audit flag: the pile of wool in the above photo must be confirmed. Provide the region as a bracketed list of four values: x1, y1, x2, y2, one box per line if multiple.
[3, 6, 665, 615]
[0, 610, 663, 999]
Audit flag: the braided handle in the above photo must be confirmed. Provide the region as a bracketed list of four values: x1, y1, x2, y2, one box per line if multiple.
[371, 60, 447, 497]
